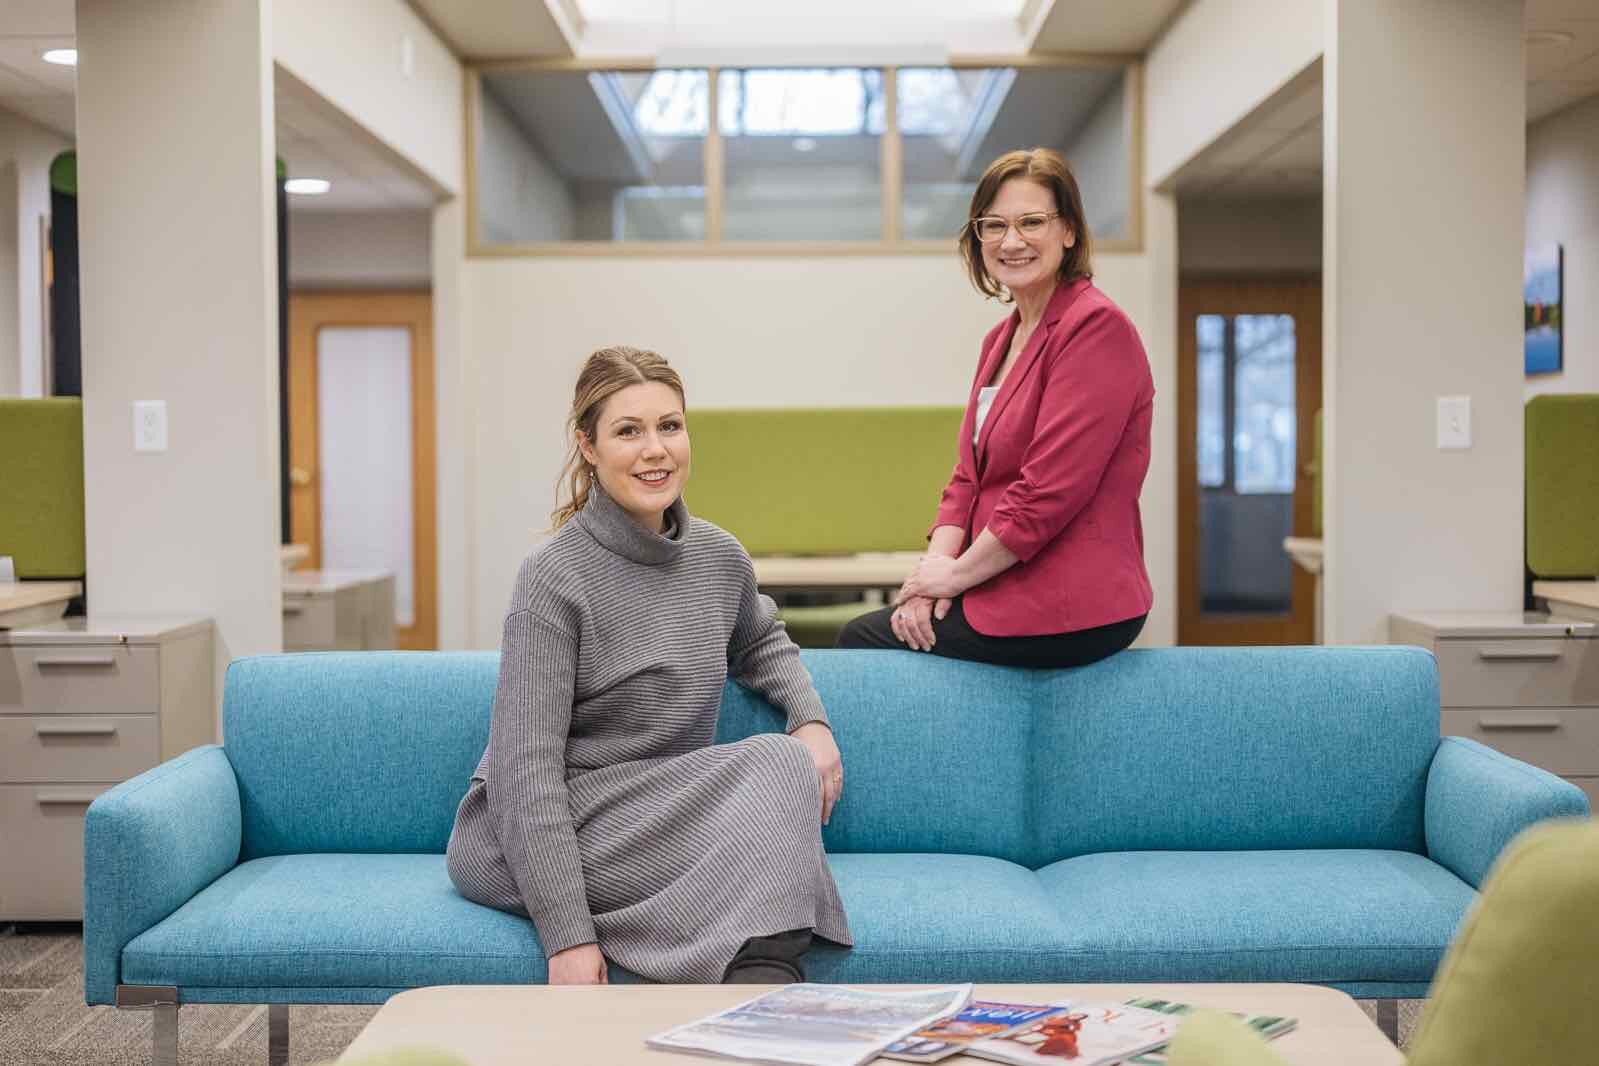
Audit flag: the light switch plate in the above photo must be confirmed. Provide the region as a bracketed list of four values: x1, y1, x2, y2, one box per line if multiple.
[133, 400, 168, 453]
[1437, 395, 1471, 450]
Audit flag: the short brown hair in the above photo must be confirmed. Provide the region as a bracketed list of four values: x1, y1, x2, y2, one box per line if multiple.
[959, 148, 1093, 301]
[551, 346, 686, 530]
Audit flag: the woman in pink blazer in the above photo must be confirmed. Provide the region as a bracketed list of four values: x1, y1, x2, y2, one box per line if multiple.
[838, 148, 1153, 668]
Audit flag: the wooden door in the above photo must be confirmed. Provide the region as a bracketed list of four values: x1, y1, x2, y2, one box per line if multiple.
[288, 290, 436, 650]
[1178, 279, 1321, 645]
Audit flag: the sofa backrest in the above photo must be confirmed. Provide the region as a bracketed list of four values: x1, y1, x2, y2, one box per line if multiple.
[224, 646, 1439, 866]
[725, 646, 1440, 866]
[685, 407, 963, 554]
[226, 652, 497, 859]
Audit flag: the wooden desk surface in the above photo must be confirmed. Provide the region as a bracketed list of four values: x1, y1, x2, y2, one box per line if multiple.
[0, 581, 81, 629]
[339, 982, 1401, 1066]
[751, 552, 920, 589]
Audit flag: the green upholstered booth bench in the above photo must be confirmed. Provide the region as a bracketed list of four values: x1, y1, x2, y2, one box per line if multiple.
[0, 397, 86, 579]
[684, 407, 964, 645]
[1525, 394, 1599, 580]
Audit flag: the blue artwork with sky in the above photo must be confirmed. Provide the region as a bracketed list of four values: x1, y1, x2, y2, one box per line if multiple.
[1524, 244, 1563, 376]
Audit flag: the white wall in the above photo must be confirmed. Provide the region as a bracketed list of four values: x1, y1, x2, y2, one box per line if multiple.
[77, 0, 283, 712]
[1322, 0, 1525, 643]
[1525, 91, 1599, 400]
[433, 197, 474, 650]
[1178, 197, 1322, 275]
[288, 209, 432, 288]
[1064, 77, 1129, 241]
[0, 107, 70, 396]
[476, 87, 576, 243]
[273, 0, 462, 196]
[1145, 0, 1322, 189]
[460, 249, 1172, 647]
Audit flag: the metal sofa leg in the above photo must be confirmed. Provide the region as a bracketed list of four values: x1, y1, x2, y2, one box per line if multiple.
[270, 1003, 290, 1066]
[1375, 998, 1400, 1045]
[116, 985, 179, 1066]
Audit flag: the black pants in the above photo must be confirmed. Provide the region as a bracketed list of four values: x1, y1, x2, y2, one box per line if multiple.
[836, 596, 1145, 670]
[723, 928, 812, 983]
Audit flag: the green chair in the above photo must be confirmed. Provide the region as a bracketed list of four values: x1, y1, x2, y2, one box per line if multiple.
[1166, 817, 1599, 1065]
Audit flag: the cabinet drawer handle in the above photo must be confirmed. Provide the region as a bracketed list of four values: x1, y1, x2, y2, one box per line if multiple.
[1475, 648, 1561, 662]
[282, 604, 306, 616]
[35, 723, 119, 737]
[34, 656, 117, 669]
[36, 790, 101, 806]
[1478, 716, 1562, 731]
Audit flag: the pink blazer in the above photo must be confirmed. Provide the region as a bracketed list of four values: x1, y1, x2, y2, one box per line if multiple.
[933, 277, 1155, 637]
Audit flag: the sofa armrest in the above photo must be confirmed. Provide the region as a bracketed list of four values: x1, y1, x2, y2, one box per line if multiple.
[1425, 736, 1589, 889]
[83, 745, 242, 1005]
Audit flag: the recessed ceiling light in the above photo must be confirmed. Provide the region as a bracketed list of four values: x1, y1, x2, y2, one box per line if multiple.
[792, 137, 817, 153]
[1525, 30, 1575, 47]
[284, 178, 332, 195]
[41, 48, 77, 67]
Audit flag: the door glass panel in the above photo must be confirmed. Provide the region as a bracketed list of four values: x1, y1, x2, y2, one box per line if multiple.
[317, 326, 413, 627]
[1195, 314, 1296, 615]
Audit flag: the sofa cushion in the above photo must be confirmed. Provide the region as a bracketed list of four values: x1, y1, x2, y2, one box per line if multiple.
[122, 854, 547, 991]
[1034, 850, 1476, 985]
[804, 853, 1072, 983]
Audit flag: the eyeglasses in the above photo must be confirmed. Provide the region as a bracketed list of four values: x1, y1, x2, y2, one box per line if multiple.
[969, 211, 1061, 243]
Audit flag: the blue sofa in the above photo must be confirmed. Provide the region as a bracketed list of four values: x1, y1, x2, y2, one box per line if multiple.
[84, 647, 1586, 1059]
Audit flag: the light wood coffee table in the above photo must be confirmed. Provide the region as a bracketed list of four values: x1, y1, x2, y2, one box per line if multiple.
[338, 983, 1403, 1065]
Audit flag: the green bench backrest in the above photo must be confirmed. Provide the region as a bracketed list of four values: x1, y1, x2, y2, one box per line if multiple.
[0, 397, 86, 579]
[1526, 394, 1599, 578]
[684, 407, 965, 555]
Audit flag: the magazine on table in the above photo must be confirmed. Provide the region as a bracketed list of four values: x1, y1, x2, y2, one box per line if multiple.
[1116, 997, 1298, 1065]
[962, 1000, 1181, 1066]
[646, 982, 973, 1066]
[879, 1000, 1070, 1063]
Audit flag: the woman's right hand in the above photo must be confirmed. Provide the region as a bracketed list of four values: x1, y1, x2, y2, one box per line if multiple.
[548, 943, 608, 985]
[890, 593, 952, 651]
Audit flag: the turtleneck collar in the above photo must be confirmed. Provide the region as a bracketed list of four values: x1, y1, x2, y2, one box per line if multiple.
[574, 480, 689, 566]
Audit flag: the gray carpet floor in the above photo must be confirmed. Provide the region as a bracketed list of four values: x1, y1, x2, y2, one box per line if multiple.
[0, 924, 1422, 1065]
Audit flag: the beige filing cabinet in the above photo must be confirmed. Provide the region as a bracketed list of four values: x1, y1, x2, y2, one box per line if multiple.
[0, 615, 213, 920]
[282, 570, 396, 652]
[1390, 611, 1599, 810]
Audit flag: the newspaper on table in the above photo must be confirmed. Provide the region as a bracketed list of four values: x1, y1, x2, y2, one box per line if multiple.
[646, 982, 973, 1066]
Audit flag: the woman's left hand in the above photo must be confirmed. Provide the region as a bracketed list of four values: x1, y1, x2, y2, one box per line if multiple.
[790, 722, 843, 825]
[899, 554, 967, 601]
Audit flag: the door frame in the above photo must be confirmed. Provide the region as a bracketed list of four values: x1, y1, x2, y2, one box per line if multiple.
[1177, 277, 1322, 646]
[288, 289, 437, 650]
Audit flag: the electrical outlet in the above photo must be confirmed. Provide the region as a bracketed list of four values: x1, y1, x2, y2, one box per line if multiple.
[134, 400, 168, 453]
[1436, 395, 1471, 450]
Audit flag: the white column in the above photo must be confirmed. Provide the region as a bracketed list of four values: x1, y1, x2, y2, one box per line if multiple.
[1322, 0, 1526, 643]
[76, 0, 282, 714]
[432, 197, 476, 649]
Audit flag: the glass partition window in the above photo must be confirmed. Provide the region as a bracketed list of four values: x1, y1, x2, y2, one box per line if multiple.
[476, 68, 708, 243]
[470, 62, 1134, 249]
[898, 65, 1130, 243]
[718, 68, 884, 241]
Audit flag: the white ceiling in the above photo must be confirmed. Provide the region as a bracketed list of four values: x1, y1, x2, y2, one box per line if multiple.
[409, 0, 579, 60]
[4, 0, 1597, 211]
[1026, 0, 1186, 54]
[0, 0, 439, 212]
[1174, 0, 1599, 201]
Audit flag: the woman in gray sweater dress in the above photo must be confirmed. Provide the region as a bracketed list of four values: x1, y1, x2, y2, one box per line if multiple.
[447, 346, 852, 985]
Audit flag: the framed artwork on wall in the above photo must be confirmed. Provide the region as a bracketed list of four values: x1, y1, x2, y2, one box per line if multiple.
[1524, 243, 1563, 376]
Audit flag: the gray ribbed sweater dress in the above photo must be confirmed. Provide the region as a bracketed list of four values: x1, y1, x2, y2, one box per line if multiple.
[446, 484, 852, 982]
